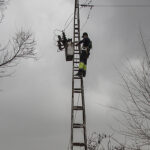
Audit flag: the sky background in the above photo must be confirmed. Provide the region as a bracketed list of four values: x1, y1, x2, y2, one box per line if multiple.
[0, 0, 150, 150]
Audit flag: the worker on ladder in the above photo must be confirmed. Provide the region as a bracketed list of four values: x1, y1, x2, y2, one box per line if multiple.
[75, 32, 92, 77]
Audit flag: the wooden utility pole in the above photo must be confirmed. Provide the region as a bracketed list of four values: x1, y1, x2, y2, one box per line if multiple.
[71, 0, 87, 150]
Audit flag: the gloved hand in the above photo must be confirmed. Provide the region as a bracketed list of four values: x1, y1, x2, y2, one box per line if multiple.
[75, 42, 79, 46]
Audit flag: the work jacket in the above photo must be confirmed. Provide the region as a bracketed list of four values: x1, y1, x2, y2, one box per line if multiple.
[79, 37, 91, 49]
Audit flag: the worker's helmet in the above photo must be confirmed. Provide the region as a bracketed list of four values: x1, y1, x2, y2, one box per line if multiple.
[82, 32, 88, 38]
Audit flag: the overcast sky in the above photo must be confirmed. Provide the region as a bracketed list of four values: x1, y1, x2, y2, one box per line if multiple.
[0, 0, 150, 150]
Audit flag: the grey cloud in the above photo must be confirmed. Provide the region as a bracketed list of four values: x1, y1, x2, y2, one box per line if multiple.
[0, 0, 150, 149]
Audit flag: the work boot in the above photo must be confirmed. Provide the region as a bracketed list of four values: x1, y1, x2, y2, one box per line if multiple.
[83, 70, 86, 77]
[75, 70, 83, 77]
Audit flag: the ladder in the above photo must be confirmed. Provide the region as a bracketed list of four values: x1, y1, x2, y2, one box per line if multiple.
[71, 0, 87, 150]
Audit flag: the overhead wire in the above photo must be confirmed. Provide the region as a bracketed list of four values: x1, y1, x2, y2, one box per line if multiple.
[63, 13, 74, 31]
[84, 0, 88, 4]
[80, 0, 94, 30]
[80, 4, 150, 8]
[81, 6, 93, 30]
[61, 1, 150, 39]
[87, 0, 93, 5]
[80, 0, 150, 30]
[63, 17, 74, 31]
[63, 0, 93, 32]
[61, 1, 150, 150]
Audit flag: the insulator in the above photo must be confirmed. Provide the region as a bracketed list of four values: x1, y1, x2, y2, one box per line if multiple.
[58, 35, 62, 42]
[62, 32, 67, 41]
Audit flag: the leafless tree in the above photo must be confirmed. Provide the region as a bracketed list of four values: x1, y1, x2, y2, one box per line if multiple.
[87, 132, 126, 150]
[0, 30, 36, 77]
[0, 0, 9, 22]
[118, 30, 150, 148]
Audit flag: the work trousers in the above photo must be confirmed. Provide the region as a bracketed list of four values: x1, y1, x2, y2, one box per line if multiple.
[79, 50, 88, 72]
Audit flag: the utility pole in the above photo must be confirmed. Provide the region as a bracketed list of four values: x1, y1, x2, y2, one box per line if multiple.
[56, 0, 88, 149]
[71, 0, 87, 150]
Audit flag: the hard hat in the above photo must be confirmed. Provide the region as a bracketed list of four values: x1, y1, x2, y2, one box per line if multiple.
[82, 32, 88, 38]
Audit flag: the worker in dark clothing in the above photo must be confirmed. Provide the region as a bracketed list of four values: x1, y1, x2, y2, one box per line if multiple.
[75, 32, 92, 77]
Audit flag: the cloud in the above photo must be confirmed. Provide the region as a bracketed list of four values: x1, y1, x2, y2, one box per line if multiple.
[0, 0, 150, 149]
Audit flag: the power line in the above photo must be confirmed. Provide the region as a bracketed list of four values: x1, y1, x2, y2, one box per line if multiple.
[81, 6, 93, 30]
[83, 0, 88, 4]
[87, 0, 93, 5]
[63, 0, 94, 31]
[64, 17, 74, 31]
[64, 2, 150, 32]
[81, 4, 150, 8]
[64, 13, 74, 31]
[80, 2, 150, 30]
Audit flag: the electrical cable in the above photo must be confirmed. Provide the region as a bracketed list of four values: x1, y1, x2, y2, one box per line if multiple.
[80, 0, 94, 31]
[81, 6, 93, 30]
[63, 13, 74, 31]
[64, 17, 74, 31]
[63, 6, 84, 32]
[81, 4, 150, 8]
[63, 0, 93, 32]
[87, 0, 93, 5]
[80, 0, 150, 31]
[63, 1, 150, 37]
[84, 0, 88, 4]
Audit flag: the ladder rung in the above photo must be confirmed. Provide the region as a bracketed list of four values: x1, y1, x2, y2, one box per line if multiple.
[74, 56, 80, 59]
[73, 106, 83, 110]
[73, 143, 86, 147]
[74, 77, 82, 79]
[74, 58, 80, 60]
[74, 66, 78, 69]
[74, 69, 79, 71]
[73, 68, 79, 71]
[74, 91, 82, 93]
[74, 88, 82, 93]
[74, 75, 82, 78]
[73, 123, 85, 128]
[74, 88, 82, 90]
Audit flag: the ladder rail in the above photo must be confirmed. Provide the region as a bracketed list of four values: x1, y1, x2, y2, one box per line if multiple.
[71, 0, 87, 150]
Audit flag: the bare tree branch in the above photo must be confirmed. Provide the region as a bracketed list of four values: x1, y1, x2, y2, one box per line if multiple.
[0, 30, 36, 77]
[0, 0, 9, 23]
[117, 31, 150, 147]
